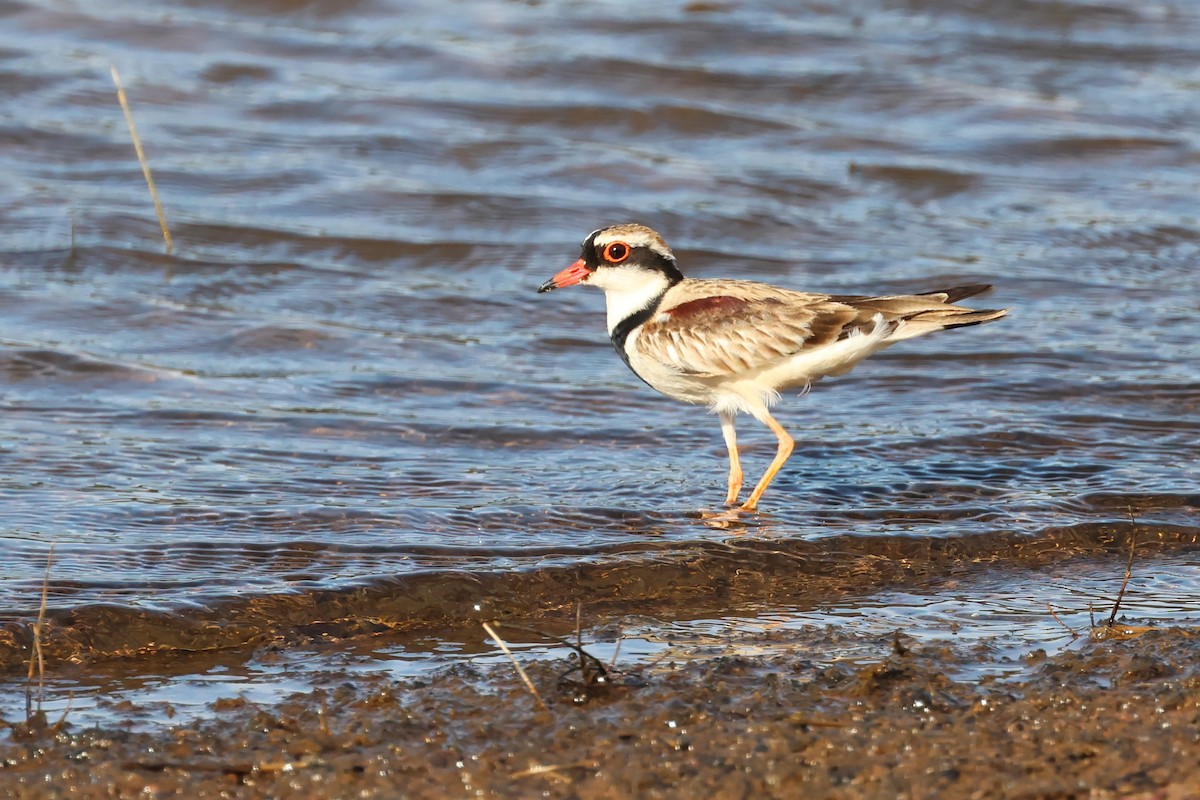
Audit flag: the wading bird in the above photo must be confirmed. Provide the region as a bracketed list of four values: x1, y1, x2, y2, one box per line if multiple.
[538, 224, 1007, 512]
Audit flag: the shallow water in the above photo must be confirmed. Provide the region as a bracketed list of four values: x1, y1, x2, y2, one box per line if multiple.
[1, 0, 1199, 672]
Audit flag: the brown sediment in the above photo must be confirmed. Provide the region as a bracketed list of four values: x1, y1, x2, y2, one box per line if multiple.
[2, 625, 1200, 798]
[2, 520, 1198, 675]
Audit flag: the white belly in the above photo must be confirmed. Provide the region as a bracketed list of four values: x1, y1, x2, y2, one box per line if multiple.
[624, 329, 718, 406]
[624, 315, 898, 416]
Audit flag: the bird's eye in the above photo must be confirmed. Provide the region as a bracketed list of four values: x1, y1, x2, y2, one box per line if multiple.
[603, 242, 631, 263]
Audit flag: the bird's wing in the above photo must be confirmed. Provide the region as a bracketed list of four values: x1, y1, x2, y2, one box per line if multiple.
[634, 283, 878, 377]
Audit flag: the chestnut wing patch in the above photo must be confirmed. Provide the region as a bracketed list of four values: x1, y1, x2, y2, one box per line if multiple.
[638, 295, 875, 377]
[665, 295, 754, 319]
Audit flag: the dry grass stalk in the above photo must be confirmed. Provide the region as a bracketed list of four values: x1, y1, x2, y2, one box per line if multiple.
[28, 544, 55, 685]
[110, 65, 173, 254]
[482, 621, 549, 713]
[512, 761, 591, 781]
[24, 544, 55, 721]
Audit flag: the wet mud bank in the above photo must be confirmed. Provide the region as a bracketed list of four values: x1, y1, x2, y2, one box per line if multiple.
[3, 518, 1198, 675]
[4, 625, 1200, 798]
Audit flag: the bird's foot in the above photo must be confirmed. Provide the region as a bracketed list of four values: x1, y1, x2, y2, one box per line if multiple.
[699, 507, 755, 529]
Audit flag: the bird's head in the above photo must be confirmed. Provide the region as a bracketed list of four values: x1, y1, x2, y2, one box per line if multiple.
[537, 224, 684, 295]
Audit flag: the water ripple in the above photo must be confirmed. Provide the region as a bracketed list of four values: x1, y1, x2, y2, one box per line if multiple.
[0, 0, 1198, 669]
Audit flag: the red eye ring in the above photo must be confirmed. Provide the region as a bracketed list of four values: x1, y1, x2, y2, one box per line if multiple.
[603, 241, 631, 263]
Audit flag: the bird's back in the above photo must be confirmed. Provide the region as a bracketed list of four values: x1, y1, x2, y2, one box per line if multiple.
[626, 278, 1007, 411]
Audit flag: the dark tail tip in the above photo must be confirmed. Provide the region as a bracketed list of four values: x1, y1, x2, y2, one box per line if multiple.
[938, 284, 994, 304]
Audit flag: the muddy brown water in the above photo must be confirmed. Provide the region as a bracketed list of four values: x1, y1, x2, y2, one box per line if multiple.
[1, 0, 1199, 748]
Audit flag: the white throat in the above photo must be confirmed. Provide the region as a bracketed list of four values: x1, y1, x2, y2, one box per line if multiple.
[588, 267, 673, 334]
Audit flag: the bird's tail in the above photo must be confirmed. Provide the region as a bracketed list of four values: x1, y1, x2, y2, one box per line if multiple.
[849, 284, 1009, 341]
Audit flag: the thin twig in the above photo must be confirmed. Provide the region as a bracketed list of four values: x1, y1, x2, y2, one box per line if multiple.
[502, 623, 610, 680]
[53, 691, 74, 731]
[512, 763, 568, 778]
[1046, 602, 1079, 639]
[110, 65, 172, 254]
[1107, 521, 1137, 628]
[317, 692, 331, 737]
[639, 645, 678, 673]
[608, 634, 624, 671]
[788, 717, 847, 729]
[482, 622, 549, 713]
[575, 601, 586, 684]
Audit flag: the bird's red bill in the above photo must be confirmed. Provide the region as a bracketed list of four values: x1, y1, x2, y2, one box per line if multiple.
[538, 258, 590, 293]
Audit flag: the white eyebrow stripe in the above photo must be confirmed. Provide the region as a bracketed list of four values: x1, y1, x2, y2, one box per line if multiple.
[593, 229, 675, 261]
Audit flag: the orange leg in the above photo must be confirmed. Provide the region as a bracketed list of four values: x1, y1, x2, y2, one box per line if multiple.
[738, 410, 794, 512]
[719, 412, 743, 506]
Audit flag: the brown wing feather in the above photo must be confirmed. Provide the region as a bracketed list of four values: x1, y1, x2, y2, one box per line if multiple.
[634, 279, 1006, 378]
[637, 288, 876, 377]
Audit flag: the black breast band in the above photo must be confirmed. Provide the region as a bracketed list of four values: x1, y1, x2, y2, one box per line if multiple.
[609, 290, 668, 379]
